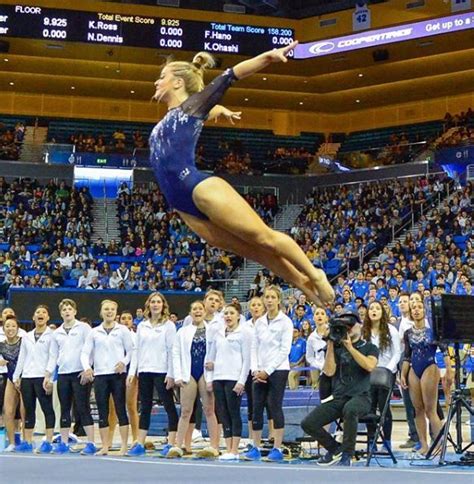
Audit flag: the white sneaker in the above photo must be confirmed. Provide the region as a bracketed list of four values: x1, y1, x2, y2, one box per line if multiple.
[4, 444, 15, 452]
[219, 452, 239, 461]
[192, 429, 203, 442]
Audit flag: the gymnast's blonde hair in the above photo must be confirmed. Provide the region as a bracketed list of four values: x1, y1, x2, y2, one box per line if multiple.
[161, 52, 216, 96]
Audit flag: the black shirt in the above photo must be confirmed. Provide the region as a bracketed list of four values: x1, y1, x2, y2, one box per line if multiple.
[332, 338, 379, 398]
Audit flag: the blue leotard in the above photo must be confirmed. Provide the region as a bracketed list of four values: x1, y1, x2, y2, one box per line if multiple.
[190, 326, 206, 381]
[149, 68, 237, 220]
[403, 326, 447, 379]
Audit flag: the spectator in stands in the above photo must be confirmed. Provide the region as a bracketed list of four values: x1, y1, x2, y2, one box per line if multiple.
[288, 328, 307, 390]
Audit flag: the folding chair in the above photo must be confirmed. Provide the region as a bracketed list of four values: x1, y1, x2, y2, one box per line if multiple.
[357, 367, 397, 466]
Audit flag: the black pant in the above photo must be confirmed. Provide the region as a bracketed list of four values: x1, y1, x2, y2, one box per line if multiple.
[213, 380, 243, 438]
[367, 373, 395, 442]
[21, 377, 55, 430]
[94, 374, 128, 428]
[57, 372, 93, 428]
[73, 384, 92, 436]
[253, 370, 288, 431]
[319, 373, 332, 402]
[245, 372, 273, 423]
[0, 375, 6, 413]
[301, 394, 371, 456]
[138, 372, 178, 432]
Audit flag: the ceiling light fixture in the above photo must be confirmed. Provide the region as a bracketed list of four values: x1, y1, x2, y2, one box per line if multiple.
[358, 73, 364, 77]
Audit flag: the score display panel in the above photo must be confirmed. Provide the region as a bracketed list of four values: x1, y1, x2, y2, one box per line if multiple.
[0, 4, 294, 56]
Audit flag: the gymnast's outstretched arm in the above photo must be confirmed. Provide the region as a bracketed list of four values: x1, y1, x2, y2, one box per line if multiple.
[232, 40, 298, 80]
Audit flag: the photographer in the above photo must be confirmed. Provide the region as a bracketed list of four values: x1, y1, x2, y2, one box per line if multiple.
[301, 313, 378, 467]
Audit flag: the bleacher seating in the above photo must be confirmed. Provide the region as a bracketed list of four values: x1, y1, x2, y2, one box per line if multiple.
[338, 120, 443, 153]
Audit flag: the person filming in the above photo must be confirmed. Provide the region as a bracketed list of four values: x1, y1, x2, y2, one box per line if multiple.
[301, 313, 379, 467]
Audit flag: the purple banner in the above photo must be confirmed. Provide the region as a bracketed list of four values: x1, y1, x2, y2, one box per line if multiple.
[295, 11, 474, 59]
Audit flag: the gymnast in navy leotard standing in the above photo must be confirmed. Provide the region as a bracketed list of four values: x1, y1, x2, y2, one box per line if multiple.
[400, 299, 452, 456]
[148, 42, 334, 306]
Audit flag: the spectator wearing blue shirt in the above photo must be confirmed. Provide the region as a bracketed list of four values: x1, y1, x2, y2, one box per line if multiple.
[341, 289, 357, 313]
[288, 329, 307, 389]
[387, 286, 401, 319]
[291, 305, 307, 330]
[352, 272, 369, 299]
[394, 273, 409, 293]
[133, 308, 144, 326]
[334, 276, 346, 300]
[376, 278, 389, 300]
[429, 261, 445, 288]
[296, 294, 314, 320]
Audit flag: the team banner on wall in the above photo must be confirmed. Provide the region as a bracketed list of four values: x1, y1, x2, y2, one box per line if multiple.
[352, 2, 371, 32]
[451, 0, 471, 12]
[295, 11, 474, 59]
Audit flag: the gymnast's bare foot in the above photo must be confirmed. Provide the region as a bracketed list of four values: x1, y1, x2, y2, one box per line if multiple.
[95, 447, 109, 456]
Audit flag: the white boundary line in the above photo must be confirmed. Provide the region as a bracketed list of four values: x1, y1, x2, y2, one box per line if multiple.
[1, 454, 473, 476]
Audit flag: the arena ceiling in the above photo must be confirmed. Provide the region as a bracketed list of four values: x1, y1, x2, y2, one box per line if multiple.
[0, 10, 473, 114]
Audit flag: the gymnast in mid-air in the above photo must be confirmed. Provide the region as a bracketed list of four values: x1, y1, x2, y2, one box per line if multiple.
[149, 41, 334, 305]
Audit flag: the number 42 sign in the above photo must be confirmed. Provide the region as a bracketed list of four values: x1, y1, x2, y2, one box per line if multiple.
[353, 2, 371, 32]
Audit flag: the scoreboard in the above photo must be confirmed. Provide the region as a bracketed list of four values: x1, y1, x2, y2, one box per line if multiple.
[0, 4, 294, 56]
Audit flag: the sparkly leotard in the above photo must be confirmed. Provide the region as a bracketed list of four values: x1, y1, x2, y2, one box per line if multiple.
[403, 326, 447, 379]
[190, 326, 206, 381]
[0, 338, 21, 382]
[149, 69, 237, 220]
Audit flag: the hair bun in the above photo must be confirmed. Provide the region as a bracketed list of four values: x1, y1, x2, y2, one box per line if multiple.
[192, 52, 216, 70]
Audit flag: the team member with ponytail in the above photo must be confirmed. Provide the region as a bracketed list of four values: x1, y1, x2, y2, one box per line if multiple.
[81, 300, 133, 455]
[306, 308, 331, 398]
[244, 285, 293, 462]
[206, 303, 252, 460]
[127, 293, 179, 457]
[108, 310, 139, 447]
[363, 301, 401, 451]
[13, 305, 55, 453]
[243, 297, 268, 441]
[401, 300, 452, 456]
[149, 43, 334, 306]
[168, 301, 220, 459]
[45, 299, 96, 455]
[0, 316, 22, 451]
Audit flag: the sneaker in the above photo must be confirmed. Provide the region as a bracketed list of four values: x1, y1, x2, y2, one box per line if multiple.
[14, 441, 33, 453]
[159, 443, 172, 457]
[192, 429, 204, 442]
[196, 446, 219, 459]
[127, 443, 146, 457]
[266, 448, 284, 462]
[337, 452, 352, 467]
[14, 432, 22, 446]
[53, 442, 70, 454]
[166, 446, 183, 459]
[4, 444, 15, 452]
[81, 442, 97, 456]
[317, 450, 342, 466]
[400, 438, 418, 449]
[36, 441, 53, 454]
[242, 445, 261, 461]
[219, 452, 239, 461]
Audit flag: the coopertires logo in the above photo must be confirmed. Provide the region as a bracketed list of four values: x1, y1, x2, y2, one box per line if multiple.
[308, 41, 335, 55]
